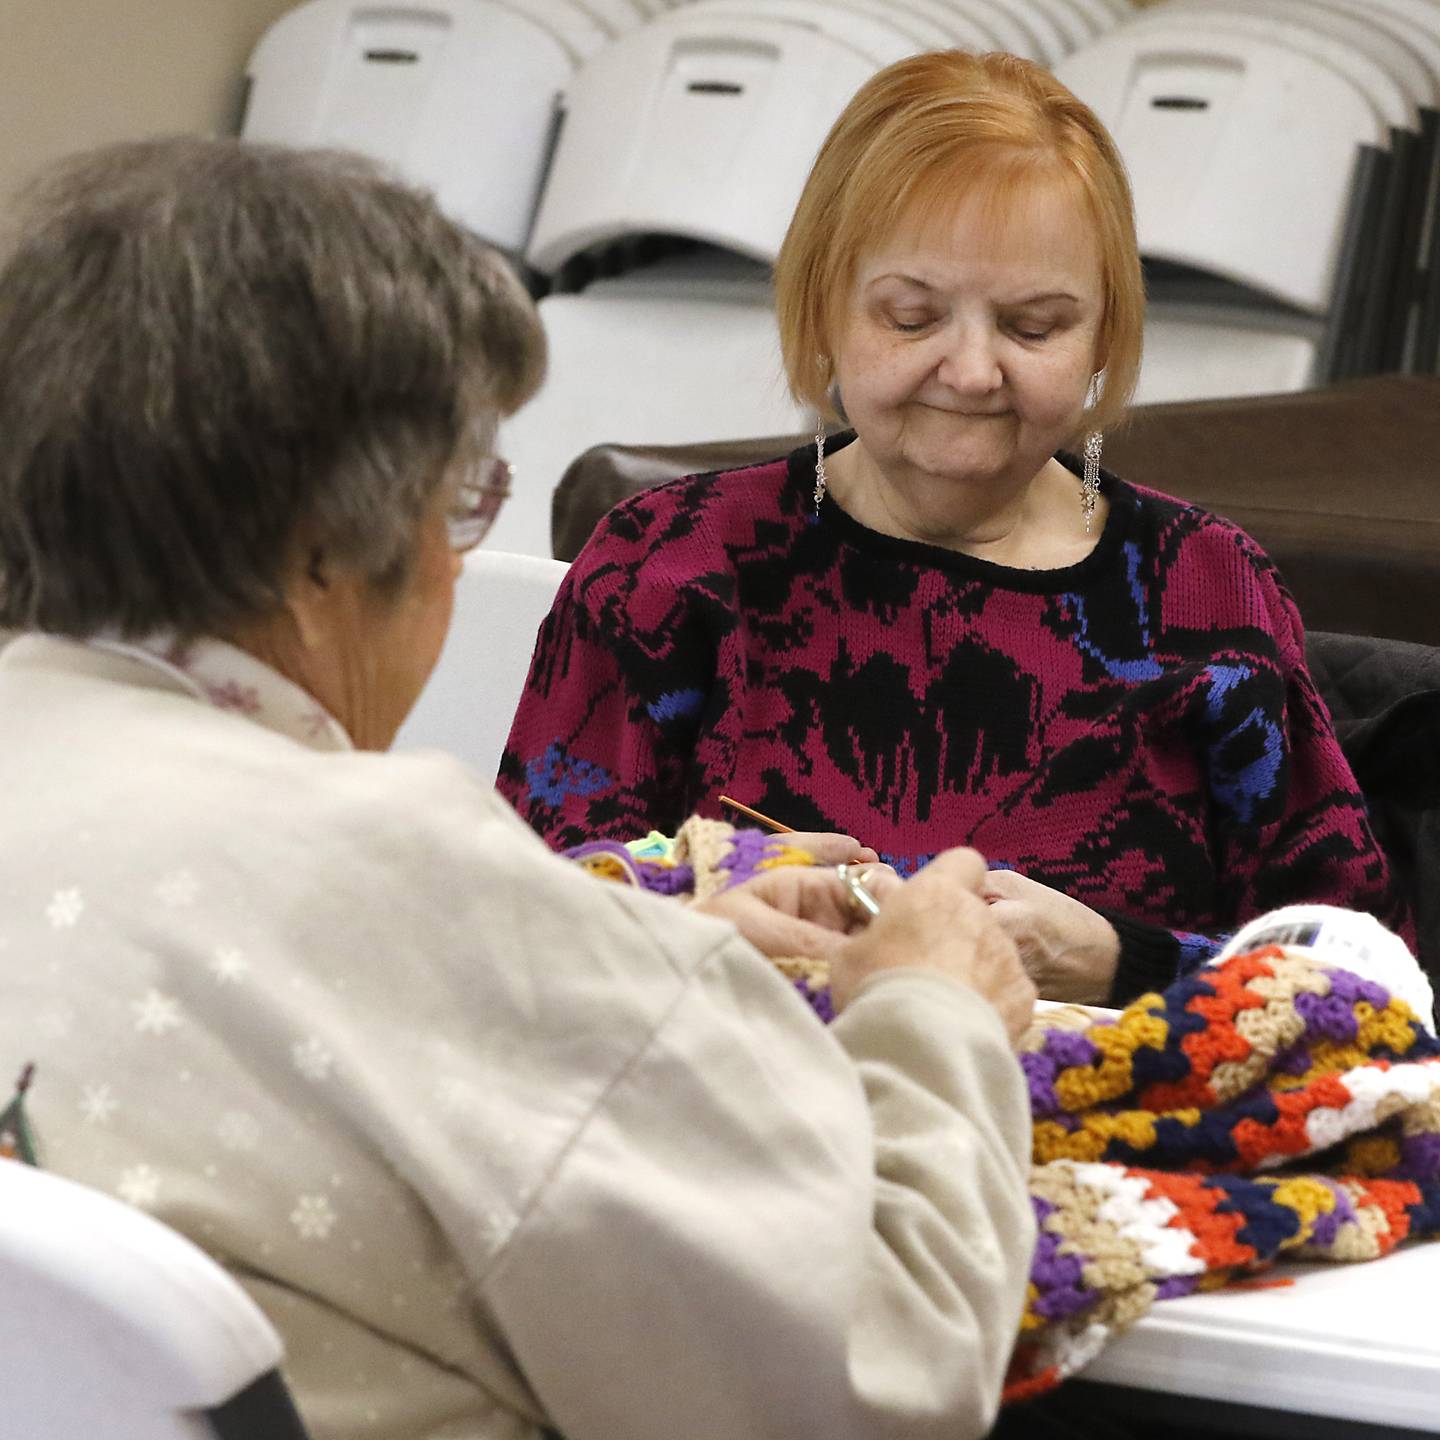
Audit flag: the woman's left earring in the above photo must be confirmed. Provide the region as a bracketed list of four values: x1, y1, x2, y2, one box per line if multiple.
[1081, 432, 1102, 533]
[1081, 372, 1104, 533]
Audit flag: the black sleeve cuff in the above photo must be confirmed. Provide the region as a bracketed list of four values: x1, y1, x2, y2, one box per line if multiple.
[1097, 909, 1183, 1006]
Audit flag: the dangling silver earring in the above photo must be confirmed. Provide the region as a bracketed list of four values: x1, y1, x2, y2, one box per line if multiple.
[813, 421, 828, 513]
[1081, 370, 1104, 533]
[813, 353, 830, 514]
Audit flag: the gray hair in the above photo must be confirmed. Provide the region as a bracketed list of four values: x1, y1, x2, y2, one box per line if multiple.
[0, 137, 546, 637]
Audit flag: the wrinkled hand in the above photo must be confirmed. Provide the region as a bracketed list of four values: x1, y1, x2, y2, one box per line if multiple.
[781, 831, 881, 866]
[695, 864, 903, 963]
[982, 869, 1120, 1005]
[832, 848, 1035, 1046]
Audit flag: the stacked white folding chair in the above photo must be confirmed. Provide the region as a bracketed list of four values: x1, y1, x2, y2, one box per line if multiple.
[658, 0, 1135, 62]
[945, 0, 1059, 63]
[527, 5, 913, 274]
[1065, 0, 1440, 400]
[1058, 18, 1397, 403]
[394, 550, 570, 780]
[1292, 0, 1440, 371]
[965, 0, 1135, 64]
[1129, 1, 1435, 379]
[241, 0, 630, 255]
[0, 1160, 309, 1440]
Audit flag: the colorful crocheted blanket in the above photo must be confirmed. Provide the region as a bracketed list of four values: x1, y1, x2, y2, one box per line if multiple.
[568, 821, 1440, 1395]
[1010, 946, 1440, 1396]
[566, 816, 824, 903]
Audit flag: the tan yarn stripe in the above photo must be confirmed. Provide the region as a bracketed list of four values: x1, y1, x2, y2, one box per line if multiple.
[672, 815, 741, 902]
[1030, 1163, 1156, 1300]
[1401, 1091, 1440, 1136]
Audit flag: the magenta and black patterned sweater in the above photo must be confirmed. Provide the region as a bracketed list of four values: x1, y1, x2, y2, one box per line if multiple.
[499, 438, 1407, 999]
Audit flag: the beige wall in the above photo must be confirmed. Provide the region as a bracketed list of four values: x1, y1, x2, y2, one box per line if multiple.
[0, 0, 295, 205]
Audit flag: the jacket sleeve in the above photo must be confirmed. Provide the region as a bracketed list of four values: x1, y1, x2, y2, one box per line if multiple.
[477, 953, 1035, 1440]
[495, 546, 720, 850]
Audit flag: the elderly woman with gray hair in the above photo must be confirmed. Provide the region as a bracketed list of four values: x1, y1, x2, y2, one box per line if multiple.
[0, 139, 1036, 1440]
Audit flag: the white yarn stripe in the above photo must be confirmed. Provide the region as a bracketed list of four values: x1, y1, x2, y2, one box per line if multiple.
[1068, 1160, 1207, 1276]
[1301, 1060, 1440, 1157]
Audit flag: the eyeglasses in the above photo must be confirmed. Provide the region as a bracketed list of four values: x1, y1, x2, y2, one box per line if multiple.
[446, 457, 513, 553]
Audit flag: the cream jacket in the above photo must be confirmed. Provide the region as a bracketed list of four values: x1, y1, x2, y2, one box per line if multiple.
[0, 634, 1034, 1440]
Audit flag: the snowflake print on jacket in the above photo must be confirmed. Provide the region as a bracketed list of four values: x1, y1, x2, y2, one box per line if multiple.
[499, 439, 1407, 997]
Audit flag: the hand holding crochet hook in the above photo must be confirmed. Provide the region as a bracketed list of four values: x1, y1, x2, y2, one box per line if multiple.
[710, 795, 1035, 1044]
[831, 849, 1036, 1044]
[721, 795, 1118, 1015]
[694, 862, 903, 966]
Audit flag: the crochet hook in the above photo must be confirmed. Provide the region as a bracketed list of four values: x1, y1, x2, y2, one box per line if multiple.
[719, 796, 882, 919]
[718, 795, 795, 833]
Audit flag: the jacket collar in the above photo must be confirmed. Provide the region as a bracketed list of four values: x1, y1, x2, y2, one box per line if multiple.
[6, 631, 353, 753]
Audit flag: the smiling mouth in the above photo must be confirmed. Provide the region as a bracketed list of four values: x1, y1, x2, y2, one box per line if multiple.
[920, 405, 1011, 418]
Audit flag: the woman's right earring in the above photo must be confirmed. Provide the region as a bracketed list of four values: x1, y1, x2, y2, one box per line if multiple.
[813, 424, 827, 514]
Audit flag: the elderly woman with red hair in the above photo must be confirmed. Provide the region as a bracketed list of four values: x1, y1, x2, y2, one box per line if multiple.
[502, 49, 1407, 1005]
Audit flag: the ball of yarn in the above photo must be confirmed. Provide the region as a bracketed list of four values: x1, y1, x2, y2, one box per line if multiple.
[1213, 904, 1435, 1034]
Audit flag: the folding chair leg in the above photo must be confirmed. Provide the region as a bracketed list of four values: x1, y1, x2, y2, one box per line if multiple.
[206, 1369, 311, 1440]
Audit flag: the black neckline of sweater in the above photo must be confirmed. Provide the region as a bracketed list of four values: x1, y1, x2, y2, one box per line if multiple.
[784, 430, 1135, 593]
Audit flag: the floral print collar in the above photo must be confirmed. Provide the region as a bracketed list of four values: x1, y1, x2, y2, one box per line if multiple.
[84, 633, 353, 753]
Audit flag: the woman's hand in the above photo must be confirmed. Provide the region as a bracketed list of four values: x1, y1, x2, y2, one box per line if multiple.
[981, 869, 1120, 1004]
[781, 831, 881, 866]
[695, 865, 902, 962]
[832, 848, 1036, 1045]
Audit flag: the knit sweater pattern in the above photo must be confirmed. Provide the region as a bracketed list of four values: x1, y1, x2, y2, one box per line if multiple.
[500, 440, 1404, 984]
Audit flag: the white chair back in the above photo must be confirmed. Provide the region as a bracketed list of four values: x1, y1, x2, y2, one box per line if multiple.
[395, 549, 571, 781]
[988, 0, 1070, 64]
[1135, 300, 1325, 404]
[241, 0, 572, 253]
[526, 9, 891, 275]
[937, 0, 1052, 62]
[490, 255, 809, 557]
[1058, 29, 1386, 315]
[0, 1160, 304, 1440]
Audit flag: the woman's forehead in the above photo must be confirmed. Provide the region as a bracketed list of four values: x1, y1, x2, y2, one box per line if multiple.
[852, 176, 1103, 296]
